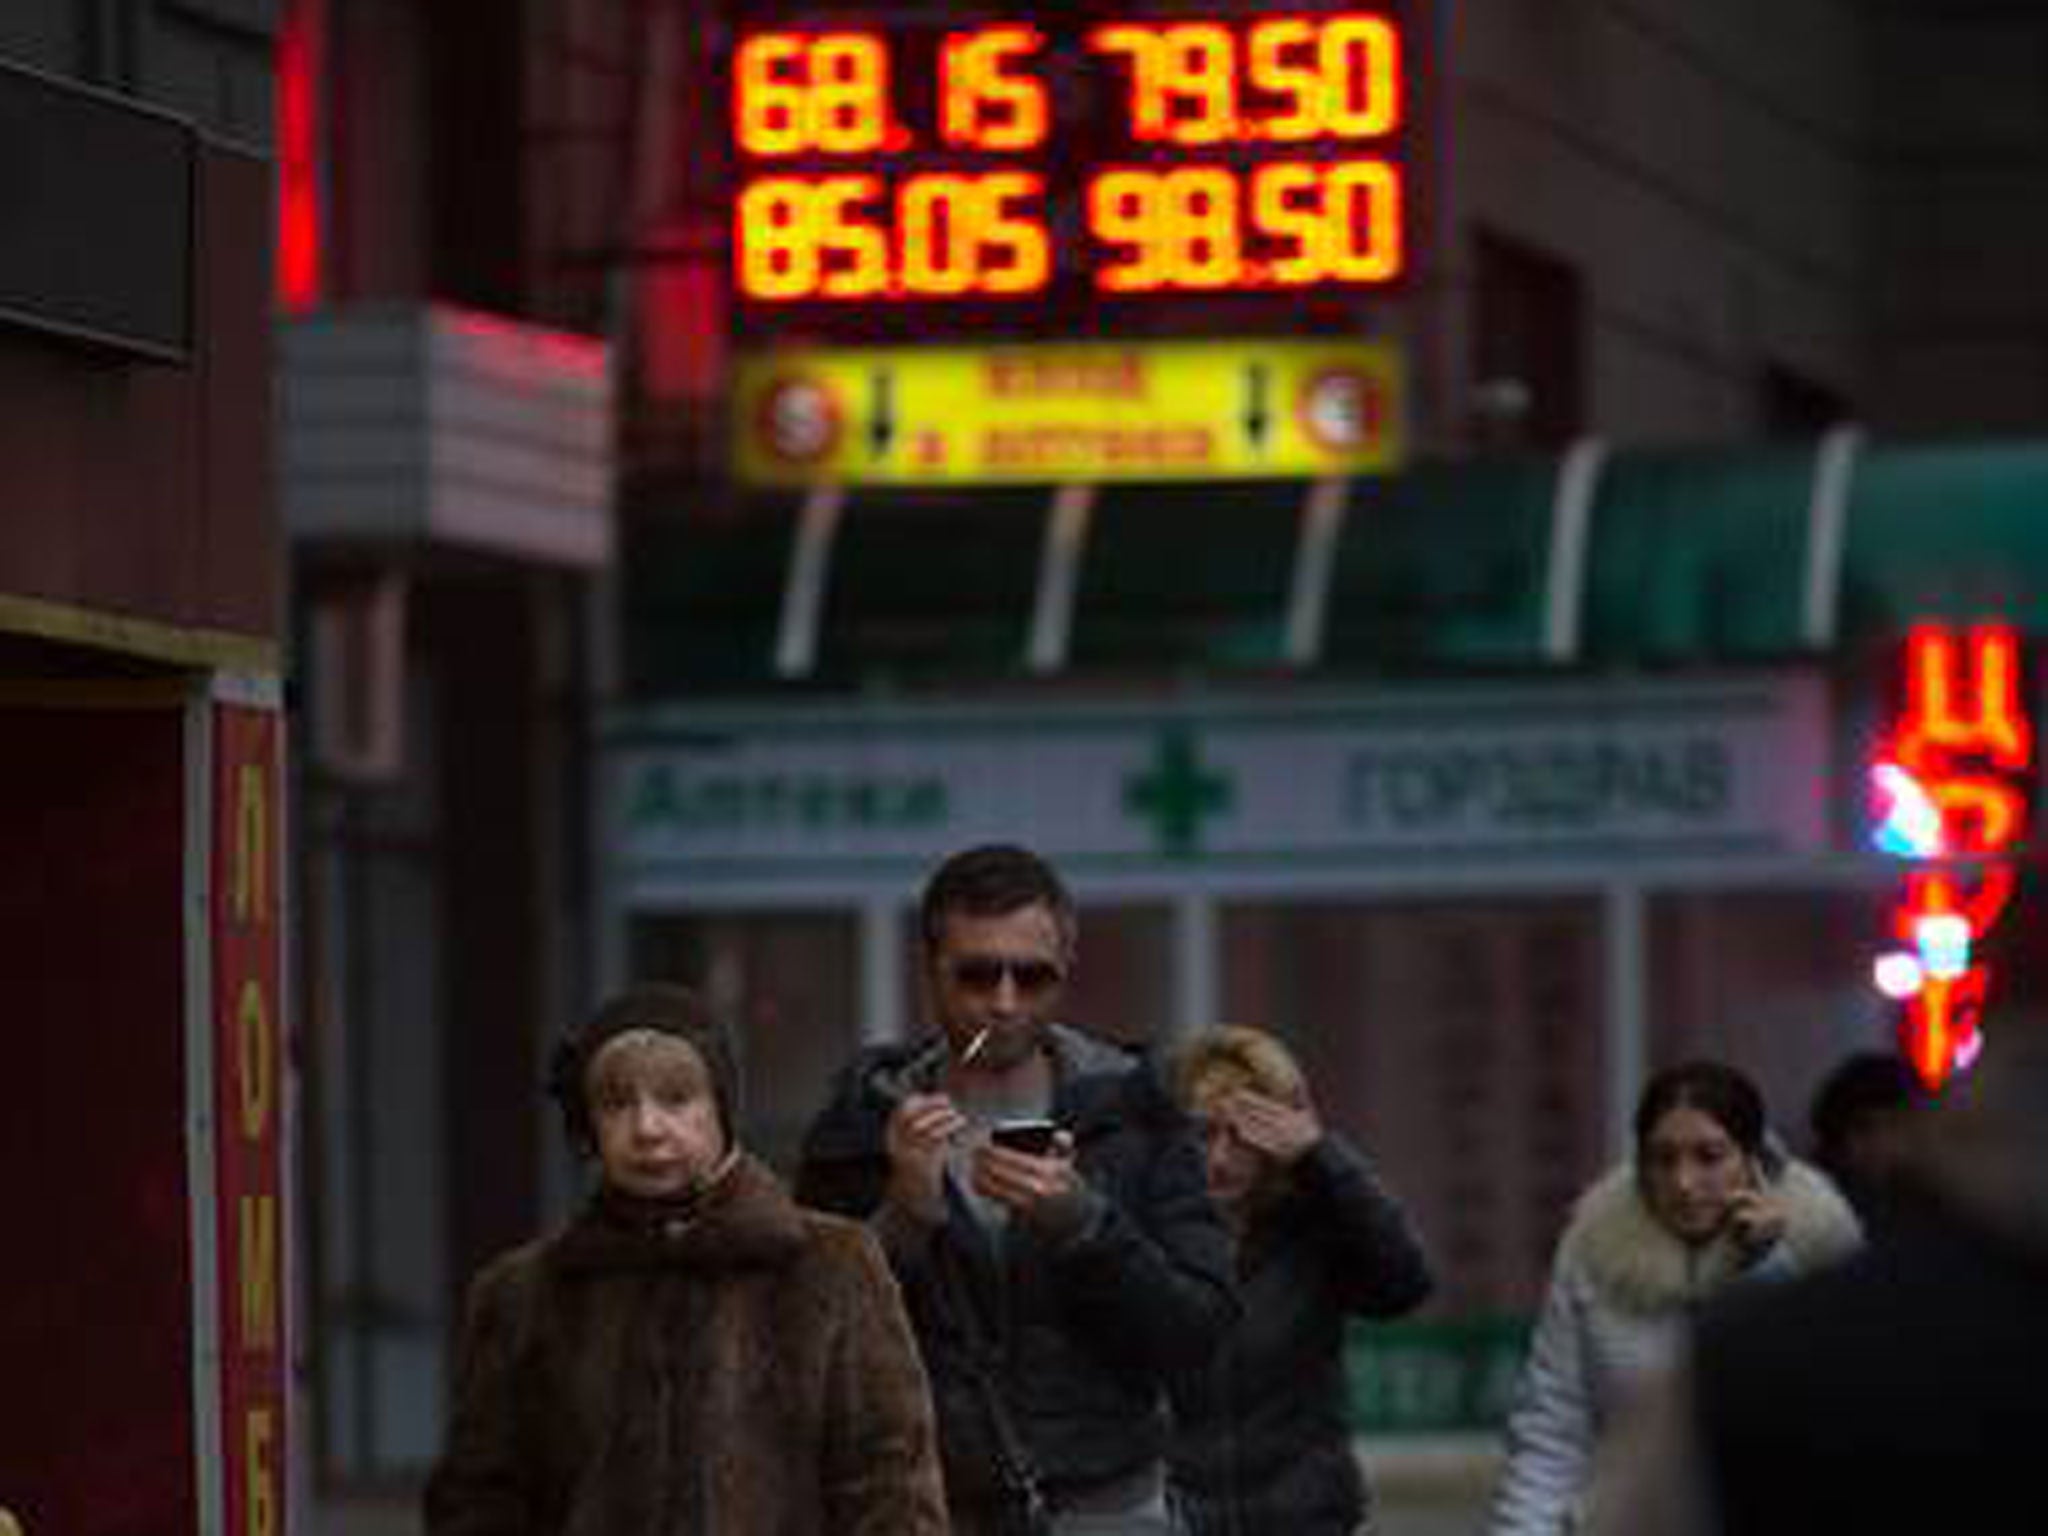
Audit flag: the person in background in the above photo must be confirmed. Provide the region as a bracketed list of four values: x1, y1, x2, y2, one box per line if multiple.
[1806, 1048, 1928, 1236]
[424, 983, 949, 1535]
[797, 843, 1235, 1535]
[1164, 1024, 1433, 1535]
[1485, 1059, 1861, 1536]
[1588, 1026, 2048, 1534]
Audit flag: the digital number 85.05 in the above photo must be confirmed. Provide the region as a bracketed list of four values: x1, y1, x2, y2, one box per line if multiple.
[737, 172, 1050, 301]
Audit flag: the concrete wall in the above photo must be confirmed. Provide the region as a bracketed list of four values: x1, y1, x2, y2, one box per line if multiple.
[0, 2, 278, 656]
[1446, 0, 1865, 445]
[1863, 4, 2048, 433]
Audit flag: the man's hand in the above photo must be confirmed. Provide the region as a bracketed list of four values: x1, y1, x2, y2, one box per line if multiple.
[971, 1131, 1083, 1228]
[885, 1092, 966, 1222]
[1224, 1088, 1322, 1168]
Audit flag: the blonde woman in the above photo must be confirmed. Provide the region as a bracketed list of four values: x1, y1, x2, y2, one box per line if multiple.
[1166, 1025, 1433, 1535]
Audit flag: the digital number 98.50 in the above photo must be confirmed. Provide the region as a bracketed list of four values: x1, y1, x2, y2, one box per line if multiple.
[737, 172, 1050, 301]
[1088, 160, 1403, 292]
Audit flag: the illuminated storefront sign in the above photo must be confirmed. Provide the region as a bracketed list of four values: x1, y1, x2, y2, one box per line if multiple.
[726, 10, 1412, 331]
[734, 337, 1402, 484]
[608, 675, 1826, 890]
[1869, 623, 2036, 1089]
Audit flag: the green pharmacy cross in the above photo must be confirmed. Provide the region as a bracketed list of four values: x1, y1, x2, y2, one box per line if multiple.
[1123, 727, 1234, 857]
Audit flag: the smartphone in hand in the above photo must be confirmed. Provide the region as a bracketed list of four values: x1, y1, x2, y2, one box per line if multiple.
[989, 1118, 1061, 1156]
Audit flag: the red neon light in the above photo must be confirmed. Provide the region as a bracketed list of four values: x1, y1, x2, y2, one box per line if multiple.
[275, 0, 323, 312]
[1875, 622, 2036, 1090]
[1902, 969, 1987, 1091]
[1088, 159, 1404, 292]
[1879, 622, 2033, 855]
[1894, 623, 2032, 775]
[735, 172, 1050, 301]
[1085, 15, 1401, 146]
[1894, 867, 2016, 949]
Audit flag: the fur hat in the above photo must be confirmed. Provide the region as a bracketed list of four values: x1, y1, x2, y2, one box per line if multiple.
[547, 983, 739, 1152]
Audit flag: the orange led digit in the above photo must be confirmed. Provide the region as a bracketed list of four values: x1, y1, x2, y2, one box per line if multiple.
[1086, 168, 1245, 291]
[1246, 20, 1322, 142]
[1322, 16, 1401, 138]
[900, 172, 1051, 297]
[809, 33, 892, 154]
[1087, 25, 1170, 144]
[1251, 161, 1329, 283]
[972, 171, 1051, 294]
[1158, 24, 1237, 146]
[733, 31, 893, 157]
[941, 25, 1048, 151]
[901, 174, 991, 296]
[814, 176, 889, 298]
[735, 33, 808, 156]
[737, 177, 821, 299]
[1167, 167, 1243, 286]
[1089, 170, 1168, 292]
[1328, 160, 1404, 280]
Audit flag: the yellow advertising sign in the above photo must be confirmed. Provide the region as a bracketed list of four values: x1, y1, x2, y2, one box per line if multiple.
[733, 338, 1403, 486]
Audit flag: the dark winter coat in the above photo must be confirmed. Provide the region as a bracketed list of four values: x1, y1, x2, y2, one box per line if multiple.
[795, 1025, 1237, 1527]
[422, 1153, 949, 1536]
[1165, 1135, 1433, 1535]
[1681, 1036, 2048, 1534]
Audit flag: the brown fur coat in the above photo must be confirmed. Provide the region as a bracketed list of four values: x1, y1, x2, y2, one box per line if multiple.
[424, 1153, 949, 1535]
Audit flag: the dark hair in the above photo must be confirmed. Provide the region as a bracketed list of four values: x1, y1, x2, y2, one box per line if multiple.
[1634, 1059, 1768, 1161]
[546, 982, 738, 1153]
[1809, 1050, 1922, 1159]
[918, 843, 1077, 960]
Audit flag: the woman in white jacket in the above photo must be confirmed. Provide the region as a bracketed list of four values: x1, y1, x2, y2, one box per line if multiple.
[1486, 1060, 1862, 1535]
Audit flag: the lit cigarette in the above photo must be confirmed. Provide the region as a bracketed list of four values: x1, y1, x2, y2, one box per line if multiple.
[960, 1027, 991, 1066]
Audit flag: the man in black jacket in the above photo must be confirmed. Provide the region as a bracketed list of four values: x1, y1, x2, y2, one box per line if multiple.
[797, 844, 1236, 1535]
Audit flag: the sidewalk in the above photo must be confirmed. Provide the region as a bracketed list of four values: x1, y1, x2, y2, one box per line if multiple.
[1365, 1433, 1501, 1536]
[313, 1437, 1506, 1536]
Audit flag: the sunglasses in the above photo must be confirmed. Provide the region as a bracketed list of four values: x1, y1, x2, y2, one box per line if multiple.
[946, 956, 1066, 994]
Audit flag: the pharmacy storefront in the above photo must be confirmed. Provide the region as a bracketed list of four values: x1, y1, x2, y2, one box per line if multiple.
[599, 669, 1893, 1424]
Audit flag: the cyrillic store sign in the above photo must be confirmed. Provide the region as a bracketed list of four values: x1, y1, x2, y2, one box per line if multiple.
[607, 675, 1828, 896]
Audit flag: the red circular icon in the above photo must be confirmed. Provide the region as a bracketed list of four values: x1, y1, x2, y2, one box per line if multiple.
[755, 373, 844, 467]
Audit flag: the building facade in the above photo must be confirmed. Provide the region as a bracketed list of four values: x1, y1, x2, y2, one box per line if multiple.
[278, 0, 2048, 1529]
[0, 3, 286, 1533]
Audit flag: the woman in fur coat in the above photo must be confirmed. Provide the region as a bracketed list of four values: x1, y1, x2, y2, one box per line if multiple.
[1485, 1059, 1861, 1536]
[424, 983, 949, 1535]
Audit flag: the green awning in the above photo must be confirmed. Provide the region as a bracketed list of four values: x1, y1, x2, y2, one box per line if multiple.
[1581, 446, 1815, 665]
[1322, 457, 1556, 671]
[621, 436, 2048, 694]
[819, 485, 1046, 684]
[1069, 479, 1301, 671]
[625, 491, 797, 695]
[1841, 440, 2048, 645]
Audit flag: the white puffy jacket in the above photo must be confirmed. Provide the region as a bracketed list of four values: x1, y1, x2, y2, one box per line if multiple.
[1486, 1157, 1861, 1536]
